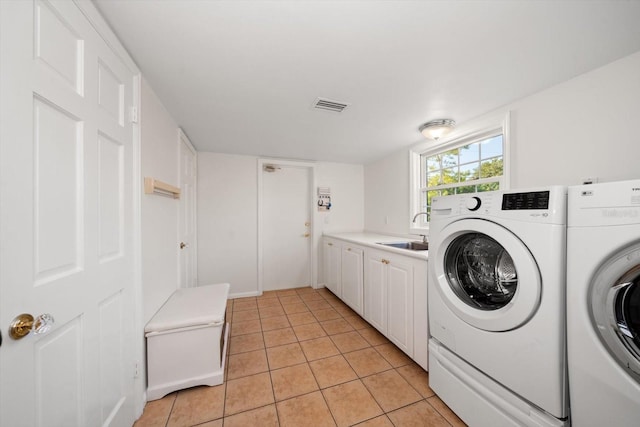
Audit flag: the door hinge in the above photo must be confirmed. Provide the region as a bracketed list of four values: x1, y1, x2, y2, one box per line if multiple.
[134, 361, 139, 378]
[129, 106, 139, 124]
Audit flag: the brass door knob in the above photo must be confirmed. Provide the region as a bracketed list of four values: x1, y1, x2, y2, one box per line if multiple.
[9, 313, 54, 340]
[180, 242, 189, 249]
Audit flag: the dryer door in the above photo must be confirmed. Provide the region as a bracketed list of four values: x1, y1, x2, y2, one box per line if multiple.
[433, 219, 542, 331]
[591, 243, 640, 382]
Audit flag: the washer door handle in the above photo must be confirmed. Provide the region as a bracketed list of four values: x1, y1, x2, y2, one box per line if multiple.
[607, 282, 634, 339]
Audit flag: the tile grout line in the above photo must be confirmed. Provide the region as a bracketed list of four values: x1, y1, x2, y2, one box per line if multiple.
[163, 393, 177, 427]
[263, 293, 283, 425]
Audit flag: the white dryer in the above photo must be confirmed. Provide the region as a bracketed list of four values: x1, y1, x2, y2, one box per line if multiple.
[428, 187, 568, 427]
[567, 180, 640, 426]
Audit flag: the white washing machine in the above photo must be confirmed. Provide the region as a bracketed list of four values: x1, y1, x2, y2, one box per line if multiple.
[428, 187, 568, 427]
[567, 180, 640, 426]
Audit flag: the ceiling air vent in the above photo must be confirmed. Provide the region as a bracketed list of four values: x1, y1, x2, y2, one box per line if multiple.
[312, 97, 349, 113]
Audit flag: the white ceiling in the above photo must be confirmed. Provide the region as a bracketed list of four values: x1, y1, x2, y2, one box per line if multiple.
[94, 0, 640, 164]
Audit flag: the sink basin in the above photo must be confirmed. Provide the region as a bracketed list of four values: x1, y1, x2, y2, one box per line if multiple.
[377, 241, 429, 251]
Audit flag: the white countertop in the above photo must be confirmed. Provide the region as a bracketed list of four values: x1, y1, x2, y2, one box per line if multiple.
[323, 232, 428, 260]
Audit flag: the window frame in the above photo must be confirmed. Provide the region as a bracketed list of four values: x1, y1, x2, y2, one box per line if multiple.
[409, 111, 511, 235]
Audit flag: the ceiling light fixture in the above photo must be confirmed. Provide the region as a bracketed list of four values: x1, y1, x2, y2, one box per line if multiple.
[419, 119, 456, 140]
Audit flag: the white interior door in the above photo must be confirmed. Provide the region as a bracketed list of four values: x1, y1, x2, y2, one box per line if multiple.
[178, 130, 197, 288]
[262, 164, 312, 291]
[0, 1, 137, 426]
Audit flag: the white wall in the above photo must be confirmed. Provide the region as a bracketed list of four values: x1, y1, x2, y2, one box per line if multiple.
[509, 51, 640, 188]
[197, 154, 364, 296]
[364, 149, 412, 237]
[317, 162, 365, 234]
[140, 78, 180, 323]
[365, 50, 640, 235]
[197, 152, 258, 296]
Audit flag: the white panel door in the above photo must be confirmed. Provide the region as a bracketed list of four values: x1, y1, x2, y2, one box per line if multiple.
[0, 1, 137, 426]
[178, 130, 197, 288]
[262, 165, 311, 290]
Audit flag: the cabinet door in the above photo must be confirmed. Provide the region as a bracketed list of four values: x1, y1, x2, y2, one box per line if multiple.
[323, 239, 341, 297]
[341, 246, 364, 315]
[387, 257, 414, 355]
[364, 252, 387, 334]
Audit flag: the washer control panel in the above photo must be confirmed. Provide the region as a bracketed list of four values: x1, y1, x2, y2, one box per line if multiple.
[431, 187, 565, 225]
[502, 190, 550, 210]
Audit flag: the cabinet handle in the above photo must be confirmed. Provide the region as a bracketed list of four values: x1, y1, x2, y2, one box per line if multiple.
[328, 243, 333, 246]
[347, 248, 352, 251]
[382, 259, 390, 264]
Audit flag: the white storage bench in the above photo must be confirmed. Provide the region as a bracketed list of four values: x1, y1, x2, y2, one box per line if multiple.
[145, 283, 230, 401]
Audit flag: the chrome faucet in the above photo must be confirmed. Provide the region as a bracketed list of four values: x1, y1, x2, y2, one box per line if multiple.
[412, 212, 429, 244]
[412, 212, 428, 223]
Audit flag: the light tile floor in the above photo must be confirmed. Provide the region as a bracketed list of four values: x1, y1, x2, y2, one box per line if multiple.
[134, 287, 466, 427]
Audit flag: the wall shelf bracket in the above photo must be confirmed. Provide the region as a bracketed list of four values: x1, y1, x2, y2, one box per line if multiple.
[144, 177, 181, 199]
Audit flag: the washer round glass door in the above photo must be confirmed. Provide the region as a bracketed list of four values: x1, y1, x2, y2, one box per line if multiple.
[445, 233, 518, 310]
[434, 219, 542, 331]
[591, 244, 640, 382]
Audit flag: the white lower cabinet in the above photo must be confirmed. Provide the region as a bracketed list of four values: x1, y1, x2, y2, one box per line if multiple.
[323, 238, 342, 297]
[341, 245, 364, 315]
[322, 236, 428, 371]
[364, 250, 414, 355]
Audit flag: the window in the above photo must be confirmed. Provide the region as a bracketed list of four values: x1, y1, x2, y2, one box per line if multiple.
[423, 133, 504, 219]
[410, 112, 510, 231]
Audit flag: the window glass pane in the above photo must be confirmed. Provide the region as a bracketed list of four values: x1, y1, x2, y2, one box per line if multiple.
[457, 185, 477, 194]
[480, 135, 503, 159]
[459, 142, 479, 164]
[441, 188, 456, 196]
[426, 156, 441, 171]
[479, 158, 503, 178]
[478, 181, 500, 192]
[459, 162, 479, 182]
[441, 149, 459, 168]
[442, 167, 458, 184]
[427, 170, 441, 186]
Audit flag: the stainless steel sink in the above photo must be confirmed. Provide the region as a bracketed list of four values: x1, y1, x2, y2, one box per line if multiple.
[377, 241, 429, 251]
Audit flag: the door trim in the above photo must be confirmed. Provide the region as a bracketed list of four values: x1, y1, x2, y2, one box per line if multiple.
[178, 128, 197, 288]
[257, 158, 317, 294]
